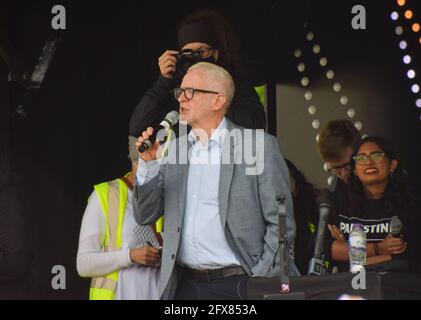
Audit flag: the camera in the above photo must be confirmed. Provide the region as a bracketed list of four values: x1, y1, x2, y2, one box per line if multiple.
[176, 49, 203, 60]
[173, 49, 203, 81]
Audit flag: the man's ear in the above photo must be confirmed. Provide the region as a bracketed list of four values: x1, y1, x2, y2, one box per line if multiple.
[211, 94, 226, 112]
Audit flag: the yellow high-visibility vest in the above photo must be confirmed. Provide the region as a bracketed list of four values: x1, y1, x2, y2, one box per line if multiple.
[89, 178, 127, 300]
[88, 176, 163, 300]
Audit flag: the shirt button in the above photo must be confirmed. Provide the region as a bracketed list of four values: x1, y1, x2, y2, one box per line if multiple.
[177, 227, 180, 233]
[171, 254, 175, 260]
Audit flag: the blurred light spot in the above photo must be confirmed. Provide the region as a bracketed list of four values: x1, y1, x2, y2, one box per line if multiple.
[308, 105, 317, 115]
[333, 82, 342, 92]
[347, 108, 356, 118]
[404, 10, 413, 19]
[340, 95, 348, 105]
[399, 40, 407, 49]
[407, 69, 416, 79]
[298, 63, 305, 72]
[326, 70, 334, 79]
[403, 54, 411, 64]
[391, 11, 399, 20]
[301, 77, 309, 86]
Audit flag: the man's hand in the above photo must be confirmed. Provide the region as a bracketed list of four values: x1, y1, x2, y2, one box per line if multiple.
[130, 246, 161, 267]
[136, 127, 160, 162]
[158, 50, 179, 79]
[377, 234, 407, 255]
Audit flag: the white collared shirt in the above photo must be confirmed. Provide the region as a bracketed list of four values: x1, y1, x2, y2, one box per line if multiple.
[178, 117, 241, 269]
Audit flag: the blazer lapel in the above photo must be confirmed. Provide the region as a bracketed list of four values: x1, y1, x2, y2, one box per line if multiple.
[177, 135, 190, 226]
[218, 120, 237, 228]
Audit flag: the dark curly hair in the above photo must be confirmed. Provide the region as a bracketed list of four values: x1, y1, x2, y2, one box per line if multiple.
[177, 9, 242, 74]
[348, 136, 412, 219]
[285, 159, 319, 225]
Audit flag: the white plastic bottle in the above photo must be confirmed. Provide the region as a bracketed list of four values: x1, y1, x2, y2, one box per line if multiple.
[348, 223, 366, 273]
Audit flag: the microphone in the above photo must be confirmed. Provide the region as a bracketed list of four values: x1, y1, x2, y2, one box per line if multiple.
[390, 217, 402, 238]
[138, 111, 179, 153]
[328, 176, 338, 193]
[308, 192, 331, 275]
[277, 195, 290, 292]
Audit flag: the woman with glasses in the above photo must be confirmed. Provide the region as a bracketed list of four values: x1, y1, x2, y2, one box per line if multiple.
[129, 9, 266, 137]
[326, 136, 420, 272]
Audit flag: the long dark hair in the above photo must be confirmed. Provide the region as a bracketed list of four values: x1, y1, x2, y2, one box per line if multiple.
[348, 136, 411, 217]
[177, 9, 242, 74]
[285, 159, 319, 224]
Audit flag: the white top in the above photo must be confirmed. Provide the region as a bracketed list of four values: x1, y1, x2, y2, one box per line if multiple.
[77, 188, 160, 300]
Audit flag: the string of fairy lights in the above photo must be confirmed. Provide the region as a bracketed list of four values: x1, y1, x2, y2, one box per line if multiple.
[293, 25, 364, 186]
[390, 0, 421, 118]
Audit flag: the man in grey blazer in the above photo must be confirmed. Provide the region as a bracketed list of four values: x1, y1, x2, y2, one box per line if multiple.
[133, 62, 298, 300]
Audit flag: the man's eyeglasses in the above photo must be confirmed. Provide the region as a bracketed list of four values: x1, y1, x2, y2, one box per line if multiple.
[353, 152, 386, 165]
[327, 162, 351, 176]
[173, 87, 219, 100]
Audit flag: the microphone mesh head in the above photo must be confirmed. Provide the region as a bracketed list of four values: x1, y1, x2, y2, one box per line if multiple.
[166, 111, 180, 126]
[390, 218, 402, 235]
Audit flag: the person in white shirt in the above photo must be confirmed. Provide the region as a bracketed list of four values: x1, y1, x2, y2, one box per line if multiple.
[76, 136, 161, 300]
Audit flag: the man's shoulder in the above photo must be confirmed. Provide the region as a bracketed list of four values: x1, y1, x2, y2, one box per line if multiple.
[225, 119, 274, 139]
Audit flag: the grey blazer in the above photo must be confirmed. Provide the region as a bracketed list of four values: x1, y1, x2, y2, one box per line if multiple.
[133, 119, 298, 299]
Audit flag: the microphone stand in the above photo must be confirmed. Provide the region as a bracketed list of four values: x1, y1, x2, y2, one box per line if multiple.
[308, 193, 331, 276]
[263, 196, 305, 300]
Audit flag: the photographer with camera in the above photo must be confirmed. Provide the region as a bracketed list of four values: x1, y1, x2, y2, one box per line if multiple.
[129, 9, 266, 137]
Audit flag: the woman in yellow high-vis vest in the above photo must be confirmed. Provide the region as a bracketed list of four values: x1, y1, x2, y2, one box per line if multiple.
[76, 136, 162, 300]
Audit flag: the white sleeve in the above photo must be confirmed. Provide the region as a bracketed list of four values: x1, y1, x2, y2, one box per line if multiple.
[136, 158, 160, 186]
[76, 191, 132, 278]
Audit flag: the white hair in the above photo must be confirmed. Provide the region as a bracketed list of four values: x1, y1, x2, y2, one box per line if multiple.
[187, 62, 235, 109]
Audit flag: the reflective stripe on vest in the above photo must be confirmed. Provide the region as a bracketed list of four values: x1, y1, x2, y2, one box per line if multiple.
[254, 85, 265, 106]
[89, 179, 128, 300]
